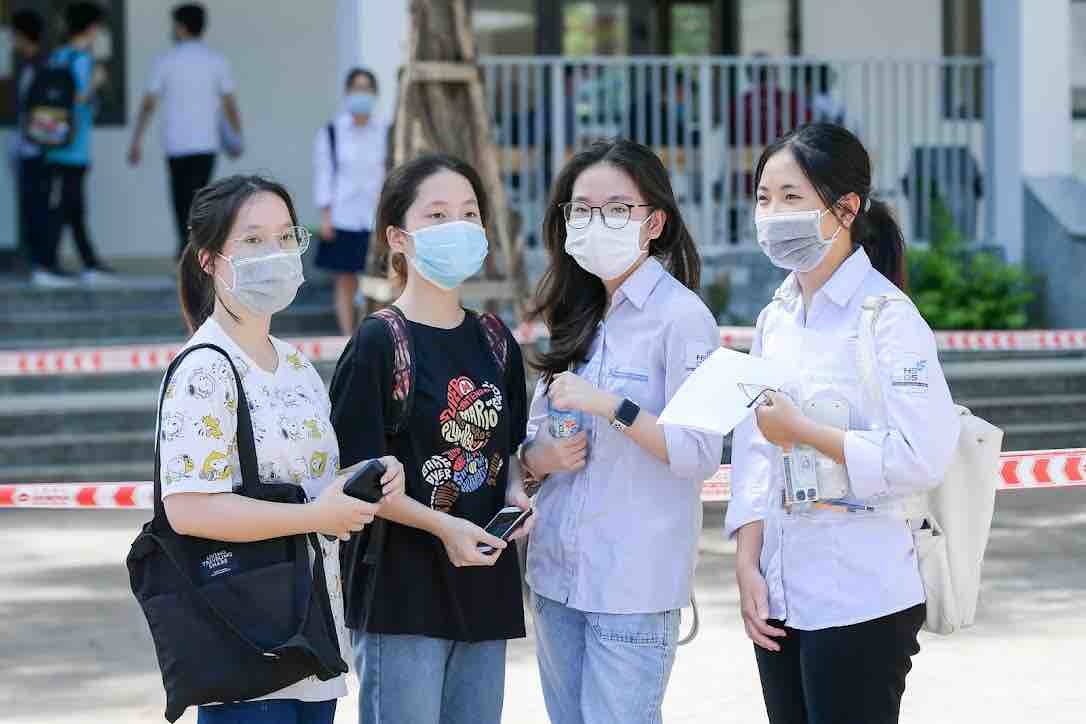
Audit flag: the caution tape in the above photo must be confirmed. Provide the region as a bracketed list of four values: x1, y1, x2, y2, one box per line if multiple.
[2, 448, 1082, 510]
[3, 327, 1083, 378]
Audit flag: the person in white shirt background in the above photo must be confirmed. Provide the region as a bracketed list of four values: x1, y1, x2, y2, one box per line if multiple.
[313, 67, 388, 336]
[725, 122, 961, 724]
[128, 2, 243, 257]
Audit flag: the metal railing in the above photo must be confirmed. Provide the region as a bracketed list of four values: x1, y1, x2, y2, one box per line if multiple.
[480, 56, 993, 257]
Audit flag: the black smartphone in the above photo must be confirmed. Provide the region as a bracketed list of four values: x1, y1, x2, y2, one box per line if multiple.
[342, 459, 387, 504]
[477, 506, 533, 554]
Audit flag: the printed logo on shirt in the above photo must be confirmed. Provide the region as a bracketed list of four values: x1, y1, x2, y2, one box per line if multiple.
[200, 549, 238, 580]
[423, 376, 505, 513]
[892, 354, 929, 394]
[685, 343, 713, 373]
[200, 450, 232, 481]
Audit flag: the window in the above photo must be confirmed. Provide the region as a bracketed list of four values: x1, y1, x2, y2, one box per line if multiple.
[562, 1, 630, 55]
[0, 0, 127, 127]
[942, 0, 983, 119]
[1072, 0, 1086, 117]
[472, 0, 537, 56]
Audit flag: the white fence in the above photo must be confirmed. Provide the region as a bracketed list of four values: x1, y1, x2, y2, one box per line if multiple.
[479, 56, 993, 257]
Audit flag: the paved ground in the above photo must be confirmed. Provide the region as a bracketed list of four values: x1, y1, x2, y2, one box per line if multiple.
[2, 491, 1084, 723]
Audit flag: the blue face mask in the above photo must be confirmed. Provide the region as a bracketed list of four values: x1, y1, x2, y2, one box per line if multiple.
[405, 220, 489, 290]
[345, 91, 376, 116]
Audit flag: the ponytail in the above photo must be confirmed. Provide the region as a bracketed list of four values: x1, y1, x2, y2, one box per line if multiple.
[851, 198, 907, 290]
[178, 240, 215, 334]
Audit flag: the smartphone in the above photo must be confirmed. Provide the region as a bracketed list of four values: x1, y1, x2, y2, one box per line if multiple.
[342, 459, 387, 504]
[477, 506, 533, 555]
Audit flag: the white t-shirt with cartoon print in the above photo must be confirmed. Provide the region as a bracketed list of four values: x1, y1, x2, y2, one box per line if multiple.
[157, 317, 349, 703]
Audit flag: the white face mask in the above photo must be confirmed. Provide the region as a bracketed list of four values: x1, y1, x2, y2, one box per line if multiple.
[564, 218, 646, 281]
[755, 208, 842, 272]
[218, 251, 304, 315]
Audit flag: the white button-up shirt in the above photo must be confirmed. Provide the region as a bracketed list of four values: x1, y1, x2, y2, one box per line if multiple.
[725, 248, 960, 630]
[147, 40, 236, 157]
[313, 113, 387, 233]
[526, 258, 724, 614]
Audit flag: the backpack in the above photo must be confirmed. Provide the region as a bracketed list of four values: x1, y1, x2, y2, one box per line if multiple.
[335, 304, 511, 629]
[857, 294, 1004, 635]
[23, 54, 79, 148]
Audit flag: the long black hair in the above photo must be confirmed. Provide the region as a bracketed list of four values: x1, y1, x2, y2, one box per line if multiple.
[178, 175, 300, 334]
[532, 138, 702, 382]
[754, 123, 907, 289]
[372, 153, 490, 287]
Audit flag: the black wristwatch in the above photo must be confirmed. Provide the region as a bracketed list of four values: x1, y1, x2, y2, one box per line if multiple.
[609, 398, 641, 432]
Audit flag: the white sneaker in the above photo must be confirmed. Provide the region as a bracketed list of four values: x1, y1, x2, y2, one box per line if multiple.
[31, 269, 78, 288]
[79, 268, 118, 286]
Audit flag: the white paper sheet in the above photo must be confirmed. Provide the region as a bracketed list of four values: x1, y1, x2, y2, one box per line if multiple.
[657, 347, 798, 436]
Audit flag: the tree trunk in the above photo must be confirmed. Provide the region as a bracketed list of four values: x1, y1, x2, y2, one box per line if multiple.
[392, 0, 526, 315]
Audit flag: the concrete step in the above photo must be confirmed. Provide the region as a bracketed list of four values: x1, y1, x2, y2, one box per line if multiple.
[0, 460, 151, 484]
[0, 273, 334, 314]
[0, 391, 156, 436]
[0, 303, 339, 349]
[998, 421, 1086, 453]
[0, 431, 154, 467]
[944, 358, 1086, 398]
[0, 361, 340, 398]
[959, 395, 1086, 427]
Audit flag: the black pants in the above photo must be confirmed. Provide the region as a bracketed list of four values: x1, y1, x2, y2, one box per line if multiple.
[18, 156, 51, 269]
[755, 604, 925, 724]
[45, 163, 101, 270]
[168, 153, 216, 255]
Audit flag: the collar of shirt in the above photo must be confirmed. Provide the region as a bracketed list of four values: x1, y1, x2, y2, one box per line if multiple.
[611, 256, 666, 313]
[773, 246, 873, 309]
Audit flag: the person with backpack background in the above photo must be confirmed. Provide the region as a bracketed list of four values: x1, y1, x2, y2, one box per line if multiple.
[41, 1, 111, 284]
[328, 154, 530, 724]
[8, 9, 58, 287]
[725, 123, 961, 724]
[128, 3, 244, 257]
[312, 67, 387, 336]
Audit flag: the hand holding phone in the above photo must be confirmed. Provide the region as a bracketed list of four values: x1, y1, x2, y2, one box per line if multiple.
[477, 506, 534, 555]
[343, 459, 387, 504]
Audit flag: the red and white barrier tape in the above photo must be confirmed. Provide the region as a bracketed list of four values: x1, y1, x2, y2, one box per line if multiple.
[2, 449, 1082, 510]
[4, 327, 1083, 378]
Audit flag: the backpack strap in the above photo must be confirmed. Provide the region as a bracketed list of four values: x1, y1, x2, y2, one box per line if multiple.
[474, 311, 510, 375]
[856, 293, 929, 519]
[326, 122, 338, 175]
[367, 305, 415, 435]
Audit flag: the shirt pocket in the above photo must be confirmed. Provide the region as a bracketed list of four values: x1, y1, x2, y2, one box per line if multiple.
[606, 365, 651, 393]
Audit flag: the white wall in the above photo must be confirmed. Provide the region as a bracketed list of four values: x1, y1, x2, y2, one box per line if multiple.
[1021, 0, 1072, 176]
[802, 0, 942, 58]
[0, 0, 342, 259]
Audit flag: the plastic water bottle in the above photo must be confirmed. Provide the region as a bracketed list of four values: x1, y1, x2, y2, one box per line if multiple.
[548, 402, 582, 439]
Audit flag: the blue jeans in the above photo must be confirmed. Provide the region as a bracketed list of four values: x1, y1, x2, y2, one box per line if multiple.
[196, 699, 336, 724]
[532, 593, 680, 724]
[353, 630, 507, 723]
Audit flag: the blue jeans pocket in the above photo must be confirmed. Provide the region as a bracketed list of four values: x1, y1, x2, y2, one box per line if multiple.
[586, 610, 678, 648]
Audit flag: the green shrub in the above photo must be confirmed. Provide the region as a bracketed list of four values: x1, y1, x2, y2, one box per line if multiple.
[907, 196, 1034, 330]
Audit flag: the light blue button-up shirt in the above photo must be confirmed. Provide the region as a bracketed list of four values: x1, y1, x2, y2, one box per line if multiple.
[525, 257, 724, 614]
[725, 249, 960, 630]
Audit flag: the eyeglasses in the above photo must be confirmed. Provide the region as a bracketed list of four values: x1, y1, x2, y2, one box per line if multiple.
[739, 383, 778, 409]
[227, 225, 311, 255]
[560, 201, 652, 230]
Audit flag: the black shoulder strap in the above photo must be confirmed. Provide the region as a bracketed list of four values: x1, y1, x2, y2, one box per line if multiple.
[474, 311, 510, 374]
[327, 122, 338, 175]
[152, 343, 259, 528]
[367, 306, 415, 435]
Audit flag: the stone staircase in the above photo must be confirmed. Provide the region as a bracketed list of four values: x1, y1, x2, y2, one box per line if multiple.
[2, 277, 1085, 483]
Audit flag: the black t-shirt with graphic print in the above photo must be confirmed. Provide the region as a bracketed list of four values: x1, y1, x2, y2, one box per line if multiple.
[330, 312, 528, 642]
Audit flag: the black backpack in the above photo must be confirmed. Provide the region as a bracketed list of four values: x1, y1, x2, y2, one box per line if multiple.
[23, 55, 78, 148]
[127, 344, 348, 722]
[333, 305, 511, 630]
